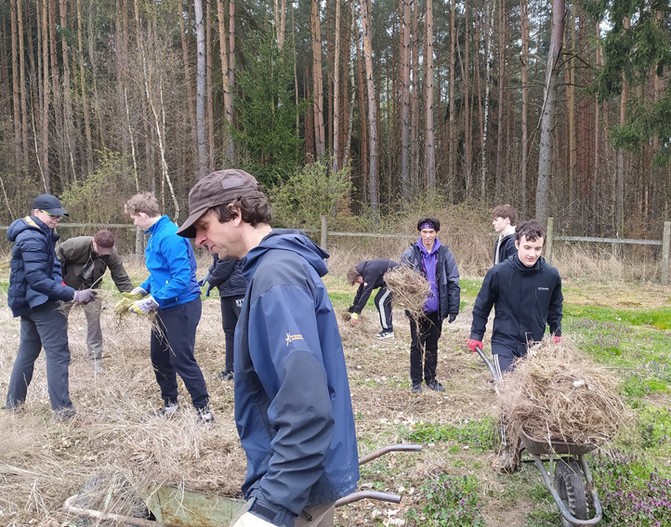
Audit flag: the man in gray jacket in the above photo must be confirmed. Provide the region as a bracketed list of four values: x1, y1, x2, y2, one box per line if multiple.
[58, 230, 133, 370]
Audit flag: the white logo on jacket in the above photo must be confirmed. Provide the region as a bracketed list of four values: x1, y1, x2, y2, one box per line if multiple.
[285, 333, 304, 346]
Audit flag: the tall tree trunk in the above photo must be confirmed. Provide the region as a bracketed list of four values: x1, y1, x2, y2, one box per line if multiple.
[181, 0, 198, 170]
[39, 0, 50, 189]
[424, 0, 435, 189]
[331, 0, 342, 172]
[535, 0, 565, 224]
[205, 0, 215, 172]
[495, 0, 506, 198]
[564, 9, 576, 218]
[462, 1, 471, 193]
[310, 0, 326, 158]
[216, 0, 234, 164]
[10, 0, 22, 173]
[447, 0, 456, 201]
[399, 0, 411, 198]
[410, 0, 419, 185]
[615, 17, 630, 236]
[355, 34, 368, 200]
[194, 0, 208, 178]
[59, 0, 76, 184]
[360, 0, 379, 211]
[76, 0, 93, 173]
[520, 0, 529, 214]
[274, 0, 287, 50]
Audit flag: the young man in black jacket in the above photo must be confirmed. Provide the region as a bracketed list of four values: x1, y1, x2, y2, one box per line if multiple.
[346, 258, 399, 339]
[491, 204, 518, 265]
[467, 220, 563, 374]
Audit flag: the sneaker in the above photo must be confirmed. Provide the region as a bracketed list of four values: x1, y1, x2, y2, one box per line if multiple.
[375, 331, 394, 340]
[218, 370, 234, 381]
[197, 406, 215, 424]
[411, 383, 423, 393]
[93, 361, 106, 375]
[427, 379, 445, 392]
[156, 403, 179, 418]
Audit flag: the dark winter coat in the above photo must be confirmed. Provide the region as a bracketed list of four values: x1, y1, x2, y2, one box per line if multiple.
[7, 216, 76, 317]
[470, 255, 563, 356]
[205, 255, 246, 298]
[494, 233, 517, 265]
[57, 236, 133, 292]
[401, 240, 461, 320]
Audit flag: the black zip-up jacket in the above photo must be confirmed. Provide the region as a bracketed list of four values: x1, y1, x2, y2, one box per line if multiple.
[493, 233, 517, 265]
[206, 254, 247, 298]
[348, 258, 398, 314]
[470, 255, 563, 356]
[401, 242, 461, 320]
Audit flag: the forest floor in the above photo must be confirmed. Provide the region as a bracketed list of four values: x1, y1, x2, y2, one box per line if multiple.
[0, 267, 669, 527]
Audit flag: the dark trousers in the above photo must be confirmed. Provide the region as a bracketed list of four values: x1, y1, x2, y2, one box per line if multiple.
[151, 297, 209, 409]
[220, 295, 243, 372]
[409, 311, 443, 385]
[374, 286, 393, 332]
[5, 301, 75, 414]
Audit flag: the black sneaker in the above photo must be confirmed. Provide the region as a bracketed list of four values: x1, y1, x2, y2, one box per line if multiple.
[411, 383, 423, 393]
[197, 406, 215, 424]
[427, 380, 445, 392]
[218, 370, 234, 381]
[374, 331, 394, 340]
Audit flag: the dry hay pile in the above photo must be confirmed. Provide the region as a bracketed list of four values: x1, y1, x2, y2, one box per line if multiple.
[383, 266, 431, 321]
[497, 339, 629, 450]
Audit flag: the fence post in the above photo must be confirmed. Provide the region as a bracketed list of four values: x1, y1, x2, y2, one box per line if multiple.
[320, 216, 328, 251]
[662, 221, 670, 285]
[545, 217, 554, 264]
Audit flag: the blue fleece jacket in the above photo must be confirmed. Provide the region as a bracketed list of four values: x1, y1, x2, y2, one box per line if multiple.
[140, 215, 200, 308]
[234, 229, 359, 525]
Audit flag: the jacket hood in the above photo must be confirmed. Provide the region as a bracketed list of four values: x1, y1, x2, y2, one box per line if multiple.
[417, 237, 442, 257]
[243, 229, 329, 279]
[7, 216, 48, 242]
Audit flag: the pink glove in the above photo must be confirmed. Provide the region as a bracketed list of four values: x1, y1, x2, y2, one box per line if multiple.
[467, 339, 483, 352]
[552, 335, 562, 344]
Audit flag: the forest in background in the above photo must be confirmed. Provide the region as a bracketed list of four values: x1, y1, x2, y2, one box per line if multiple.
[0, 0, 669, 239]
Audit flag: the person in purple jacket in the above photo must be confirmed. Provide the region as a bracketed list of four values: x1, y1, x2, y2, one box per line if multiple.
[401, 217, 461, 394]
[177, 169, 359, 527]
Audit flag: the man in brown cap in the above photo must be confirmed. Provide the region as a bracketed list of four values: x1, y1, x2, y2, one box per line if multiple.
[58, 230, 134, 371]
[177, 169, 359, 527]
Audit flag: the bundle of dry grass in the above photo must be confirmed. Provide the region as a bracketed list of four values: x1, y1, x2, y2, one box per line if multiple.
[497, 339, 629, 450]
[383, 265, 431, 321]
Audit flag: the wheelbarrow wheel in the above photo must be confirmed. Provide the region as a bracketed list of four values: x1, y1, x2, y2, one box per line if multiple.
[555, 458, 588, 520]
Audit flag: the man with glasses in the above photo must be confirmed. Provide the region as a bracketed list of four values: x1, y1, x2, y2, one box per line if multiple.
[5, 194, 98, 418]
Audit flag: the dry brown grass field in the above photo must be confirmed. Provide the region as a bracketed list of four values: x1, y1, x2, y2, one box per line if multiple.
[0, 240, 669, 526]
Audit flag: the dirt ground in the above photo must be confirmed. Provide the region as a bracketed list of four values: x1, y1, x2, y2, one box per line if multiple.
[0, 276, 668, 526]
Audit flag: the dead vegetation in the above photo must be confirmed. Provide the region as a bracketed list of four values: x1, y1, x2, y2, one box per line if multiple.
[383, 266, 431, 321]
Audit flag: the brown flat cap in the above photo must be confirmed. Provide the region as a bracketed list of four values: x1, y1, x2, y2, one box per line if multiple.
[177, 169, 263, 238]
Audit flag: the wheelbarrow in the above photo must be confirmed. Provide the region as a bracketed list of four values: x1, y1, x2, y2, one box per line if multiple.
[63, 443, 422, 527]
[474, 346, 603, 527]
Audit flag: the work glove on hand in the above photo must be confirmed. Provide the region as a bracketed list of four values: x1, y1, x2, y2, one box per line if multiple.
[73, 289, 98, 305]
[552, 335, 562, 344]
[467, 339, 483, 353]
[197, 272, 211, 288]
[122, 287, 147, 301]
[350, 312, 359, 325]
[230, 512, 276, 527]
[129, 295, 159, 315]
[447, 313, 457, 324]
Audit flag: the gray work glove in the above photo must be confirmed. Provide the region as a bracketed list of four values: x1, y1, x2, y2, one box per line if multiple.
[73, 289, 98, 305]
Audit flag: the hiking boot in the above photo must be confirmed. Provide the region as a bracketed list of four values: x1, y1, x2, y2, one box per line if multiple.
[218, 369, 234, 381]
[375, 331, 394, 340]
[156, 403, 179, 418]
[197, 406, 215, 424]
[411, 383, 423, 393]
[427, 379, 445, 392]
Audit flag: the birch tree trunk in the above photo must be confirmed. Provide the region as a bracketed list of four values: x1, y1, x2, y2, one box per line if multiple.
[535, 0, 565, 224]
[194, 0, 208, 178]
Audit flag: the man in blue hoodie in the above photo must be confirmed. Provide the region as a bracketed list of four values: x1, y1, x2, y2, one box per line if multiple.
[5, 194, 97, 418]
[401, 217, 461, 394]
[176, 169, 359, 527]
[124, 192, 212, 423]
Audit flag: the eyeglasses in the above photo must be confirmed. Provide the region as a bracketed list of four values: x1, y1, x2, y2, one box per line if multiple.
[40, 210, 62, 220]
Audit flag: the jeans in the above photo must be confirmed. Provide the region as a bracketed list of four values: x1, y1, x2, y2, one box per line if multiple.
[5, 301, 75, 414]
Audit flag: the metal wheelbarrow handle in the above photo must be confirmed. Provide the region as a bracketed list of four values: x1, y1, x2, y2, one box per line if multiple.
[475, 346, 500, 382]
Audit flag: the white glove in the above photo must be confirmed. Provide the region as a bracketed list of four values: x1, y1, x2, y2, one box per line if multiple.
[129, 295, 159, 315]
[230, 512, 276, 527]
[130, 286, 147, 297]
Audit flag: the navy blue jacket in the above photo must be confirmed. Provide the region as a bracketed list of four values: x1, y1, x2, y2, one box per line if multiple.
[401, 241, 461, 320]
[7, 216, 76, 317]
[470, 255, 563, 356]
[234, 229, 359, 523]
[348, 258, 398, 314]
[206, 255, 246, 298]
